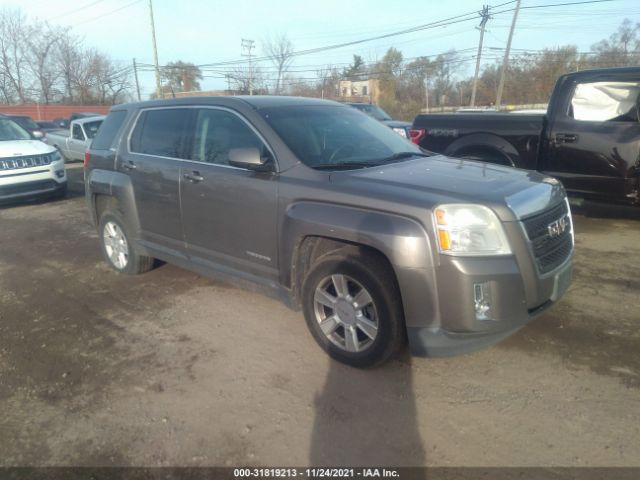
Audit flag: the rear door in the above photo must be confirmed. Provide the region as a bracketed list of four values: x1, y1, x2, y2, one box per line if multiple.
[123, 107, 191, 258]
[541, 75, 640, 202]
[179, 107, 279, 282]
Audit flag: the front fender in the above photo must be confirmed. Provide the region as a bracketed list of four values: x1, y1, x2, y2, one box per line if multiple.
[280, 201, 441, 329]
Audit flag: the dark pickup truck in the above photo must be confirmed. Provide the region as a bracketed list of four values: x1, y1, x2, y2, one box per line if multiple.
[412, 67, 640, 206]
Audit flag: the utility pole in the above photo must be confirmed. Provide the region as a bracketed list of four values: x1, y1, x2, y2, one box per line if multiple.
[148, 0, 162, 98]
[470, 5, 490, 107]
[496, 0, 521, 109]
[132, 58, 141, 101]
[241, 39, 255, 95]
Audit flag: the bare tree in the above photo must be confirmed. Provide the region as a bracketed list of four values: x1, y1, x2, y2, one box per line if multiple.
[229, 65, 266, 94]
[264, 34, 294, 94]
[315, 65, 340, 99]
[26, 21, 64, 104]
[0, 9, 31, 103]
[54, 31, 82, 102]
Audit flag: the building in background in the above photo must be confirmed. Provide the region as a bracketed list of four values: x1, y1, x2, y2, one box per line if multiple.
[338, 79, 380, 103]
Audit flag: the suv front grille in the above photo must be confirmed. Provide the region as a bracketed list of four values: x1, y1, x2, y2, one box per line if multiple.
[0, 153, 55, 171]
[521, 201, 573, 274]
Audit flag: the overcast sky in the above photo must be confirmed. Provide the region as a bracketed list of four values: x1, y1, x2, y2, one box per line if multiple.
[5, 0, 639, 98]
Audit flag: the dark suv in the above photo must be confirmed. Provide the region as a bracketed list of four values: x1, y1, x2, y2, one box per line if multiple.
[85, 96, 573, 367]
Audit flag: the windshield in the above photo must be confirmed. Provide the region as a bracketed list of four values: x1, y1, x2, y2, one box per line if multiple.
[0, 118, 32, 141]
[261, 105, 421, 169]
[11, 116, 39, 130]
[351, 104, 392, 121]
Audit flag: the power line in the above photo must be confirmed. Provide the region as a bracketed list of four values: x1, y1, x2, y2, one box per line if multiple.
[49, 0, 107, 22]
[70, 0, 143, 27]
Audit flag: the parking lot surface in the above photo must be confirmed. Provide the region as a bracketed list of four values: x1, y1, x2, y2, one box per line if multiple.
[1, 165, 639, 467]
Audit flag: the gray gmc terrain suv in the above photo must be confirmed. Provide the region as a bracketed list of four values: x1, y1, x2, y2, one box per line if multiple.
[85, 96, 574, 367]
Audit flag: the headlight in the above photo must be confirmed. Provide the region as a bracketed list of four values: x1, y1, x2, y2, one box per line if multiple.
[392, 127, 407, 138]
[433, 204, 511, 256]
[50, 151, 62, 162]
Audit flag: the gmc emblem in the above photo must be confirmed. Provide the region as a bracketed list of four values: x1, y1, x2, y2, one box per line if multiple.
[548, 215, 569, 238]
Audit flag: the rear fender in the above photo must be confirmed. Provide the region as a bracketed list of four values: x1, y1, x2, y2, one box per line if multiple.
[87, 169, 141, 239]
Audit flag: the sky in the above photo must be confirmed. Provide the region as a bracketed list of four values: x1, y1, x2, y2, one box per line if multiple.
[4, 0, 639, 98]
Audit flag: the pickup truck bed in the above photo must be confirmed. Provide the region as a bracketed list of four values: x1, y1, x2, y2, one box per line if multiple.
[413, 113, 544, 169]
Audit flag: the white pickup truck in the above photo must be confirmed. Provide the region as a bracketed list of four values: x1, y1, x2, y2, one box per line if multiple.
[45, 116, 105, 162]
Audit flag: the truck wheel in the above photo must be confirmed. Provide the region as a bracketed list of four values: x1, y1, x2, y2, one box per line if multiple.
[301, 248, 405, 368]
[98, 212, 154, 275]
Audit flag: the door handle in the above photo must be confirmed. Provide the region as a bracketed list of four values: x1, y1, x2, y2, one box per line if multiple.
[122, 160, 137, 170]
[555, 133, 578, 144]
[183, 171, 204, 183]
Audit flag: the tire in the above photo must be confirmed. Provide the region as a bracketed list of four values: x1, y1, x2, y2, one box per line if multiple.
[98, 211, 154, 275]
[301, 247, 405, 368]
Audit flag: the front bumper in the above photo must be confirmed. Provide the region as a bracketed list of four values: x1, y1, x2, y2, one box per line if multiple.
[407, 254, 573, 357]
[0, 160, 67, 202]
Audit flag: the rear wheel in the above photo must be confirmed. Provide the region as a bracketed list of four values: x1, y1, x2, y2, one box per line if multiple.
[98, 212, 154, 274]
[301, 248, 404, 368]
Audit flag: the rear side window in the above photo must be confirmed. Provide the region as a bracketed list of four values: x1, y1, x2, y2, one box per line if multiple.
[130, 108, 190, 158]
[92, 111, 126, 150]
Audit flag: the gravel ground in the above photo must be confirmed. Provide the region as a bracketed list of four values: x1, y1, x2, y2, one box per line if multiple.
[0, 165, 638, 467]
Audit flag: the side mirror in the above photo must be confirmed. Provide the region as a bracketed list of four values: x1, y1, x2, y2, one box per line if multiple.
[228, 147, 272, 172]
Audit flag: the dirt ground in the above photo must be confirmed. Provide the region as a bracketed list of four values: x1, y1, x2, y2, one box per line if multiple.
[0, 165, 639, 467]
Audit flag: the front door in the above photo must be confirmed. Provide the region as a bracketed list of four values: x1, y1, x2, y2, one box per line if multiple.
[179, 107, 279, 282]
[69, 123, 87, 161]
[541, 77, 640, 202]
[122, 107, 191, 257]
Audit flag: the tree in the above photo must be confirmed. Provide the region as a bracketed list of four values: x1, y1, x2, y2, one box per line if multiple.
[264, 34, 294, 94]
[161, 60, 203, 93]
[343, 55, 366, 80]
[373, 48, 404, 116]
[0, 9, 31, 103]
[430, 50, 459, 107]
[591, 19, 640, 67]
[229, 65, 267, 94]
[26, 20, 64, 104]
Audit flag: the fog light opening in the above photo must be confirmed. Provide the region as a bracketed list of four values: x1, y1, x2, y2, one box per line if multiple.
[55, 169, 65, 178]
[474, 282, 492, 321]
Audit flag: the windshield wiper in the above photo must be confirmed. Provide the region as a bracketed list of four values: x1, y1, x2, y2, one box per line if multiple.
[311, 162, 380, 170]
[376, 151, 430, 163]
[311, 152, 430, 170]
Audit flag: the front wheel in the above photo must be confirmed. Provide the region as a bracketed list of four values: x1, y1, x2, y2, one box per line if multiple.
[98, 212, 154, 275]
[301, 248, 405, 368]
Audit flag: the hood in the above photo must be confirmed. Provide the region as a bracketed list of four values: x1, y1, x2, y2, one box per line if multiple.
[329, 155, 566, 221]
[0, 140, 56, 158]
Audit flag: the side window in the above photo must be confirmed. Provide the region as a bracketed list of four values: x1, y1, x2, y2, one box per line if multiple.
[84, 120, 103, 140]
[72, 124, 85, 140]
[130, 108, 190, 158]
[569, 81, 640, 122]
[190, 109, 268, 166]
